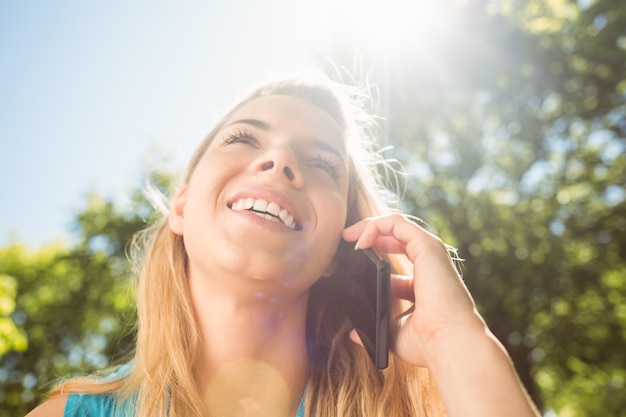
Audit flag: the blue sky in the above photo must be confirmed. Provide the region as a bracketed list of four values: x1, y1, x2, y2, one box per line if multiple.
[0, 1, 327, 247]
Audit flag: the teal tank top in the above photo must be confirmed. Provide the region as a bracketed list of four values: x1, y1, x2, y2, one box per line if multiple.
[64, 394, 130, 416]
[63, 392, 306, 416]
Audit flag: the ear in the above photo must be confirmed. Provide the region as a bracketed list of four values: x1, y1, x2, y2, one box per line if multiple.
[168, 185, 188, 236]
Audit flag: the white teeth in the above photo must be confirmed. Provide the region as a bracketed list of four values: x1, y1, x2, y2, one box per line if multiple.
[253, 199, 268, 212]
[267, 202, 280, 216]
[251, 211, 279, 223]
[278, 209, 294, 228]
[231, 197, 297, 230]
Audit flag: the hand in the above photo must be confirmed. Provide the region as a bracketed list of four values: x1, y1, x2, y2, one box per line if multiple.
[342, 213, 486, 368]
[344, 214, 541, 416]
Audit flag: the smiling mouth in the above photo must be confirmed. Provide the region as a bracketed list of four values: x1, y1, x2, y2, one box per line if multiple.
[229, 197, 301, 230]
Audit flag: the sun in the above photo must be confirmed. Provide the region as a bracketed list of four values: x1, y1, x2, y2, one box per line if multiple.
[301, 0, 464, 59]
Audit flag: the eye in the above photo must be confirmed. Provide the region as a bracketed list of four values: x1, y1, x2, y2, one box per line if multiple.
[309, 155, 342, 181]
[222, 128, 260, 148]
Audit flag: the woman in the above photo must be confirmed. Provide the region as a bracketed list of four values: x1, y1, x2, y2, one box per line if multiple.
[27, 75, 540, 417]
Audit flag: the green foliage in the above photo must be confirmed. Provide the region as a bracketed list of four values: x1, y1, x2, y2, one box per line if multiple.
[327, 0, 626, 415]
[0, 240, 134, 415]
[0, 192, 160, 415]
[0, 274, 28, 356]
[0, 152, 176, 416]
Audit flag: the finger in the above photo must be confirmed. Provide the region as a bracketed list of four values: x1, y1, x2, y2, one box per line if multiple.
[390, 274, 415, 302]
[354, 214, 446, 262]
[344, 216, 419, 255]
[352, 236, 406, 254]
[347, 215, 407, 249]
[372, 239, 406, 255]
[349, 329, 364, 347]
[342, 218, 370, 241]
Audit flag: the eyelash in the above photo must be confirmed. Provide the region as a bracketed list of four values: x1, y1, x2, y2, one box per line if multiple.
[309, 155, 342, 180]
[222, 128, 342, 180]
[223, 128, 260, 147]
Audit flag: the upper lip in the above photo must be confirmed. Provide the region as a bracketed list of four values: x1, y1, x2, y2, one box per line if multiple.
[227, 188, 305, 231]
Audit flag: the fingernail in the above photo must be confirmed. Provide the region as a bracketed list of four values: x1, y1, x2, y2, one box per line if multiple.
[354, 241, 360, 250]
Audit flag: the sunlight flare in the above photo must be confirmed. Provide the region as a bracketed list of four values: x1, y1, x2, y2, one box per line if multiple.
[304, 0, 464, 57]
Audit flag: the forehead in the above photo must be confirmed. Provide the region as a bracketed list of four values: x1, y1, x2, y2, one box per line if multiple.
[224, 95, 347, 152]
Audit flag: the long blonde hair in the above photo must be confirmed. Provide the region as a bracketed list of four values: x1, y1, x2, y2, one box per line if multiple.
[51, 76, 445, 417]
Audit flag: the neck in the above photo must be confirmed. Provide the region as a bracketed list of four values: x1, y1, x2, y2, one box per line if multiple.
[190, 271, 310, 417]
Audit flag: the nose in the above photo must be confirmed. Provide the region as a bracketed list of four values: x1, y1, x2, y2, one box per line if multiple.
[253, 146, 304, 188]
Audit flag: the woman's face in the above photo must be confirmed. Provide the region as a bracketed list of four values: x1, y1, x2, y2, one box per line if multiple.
[169, 95, 350, 295]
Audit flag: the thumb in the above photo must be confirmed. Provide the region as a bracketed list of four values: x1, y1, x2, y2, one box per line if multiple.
[349, 329, 364, 347]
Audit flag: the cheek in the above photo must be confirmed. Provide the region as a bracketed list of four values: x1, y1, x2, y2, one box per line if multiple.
[188, 154, 241, 195]
[330, 183, 350, 217]
[316, 189, 349, 234]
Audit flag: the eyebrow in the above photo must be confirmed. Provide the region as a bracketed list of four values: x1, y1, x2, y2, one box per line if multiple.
[226, 118, 271, 130]
[226, 118, 346, 161]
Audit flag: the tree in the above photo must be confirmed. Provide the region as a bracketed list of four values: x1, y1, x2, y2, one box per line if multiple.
[0, 274, 27, 358]
[0, 169, 174, 417]
[326, 0, 626, 414]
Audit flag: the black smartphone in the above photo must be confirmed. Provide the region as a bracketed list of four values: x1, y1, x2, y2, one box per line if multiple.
[340, 247, 391, 369]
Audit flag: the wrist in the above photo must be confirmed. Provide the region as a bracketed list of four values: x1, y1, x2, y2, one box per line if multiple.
[419, 318, 539, 417]
[420, 311, 501, 370]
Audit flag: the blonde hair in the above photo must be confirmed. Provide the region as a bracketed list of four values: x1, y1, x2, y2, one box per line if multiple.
[51, 76, 445, 416]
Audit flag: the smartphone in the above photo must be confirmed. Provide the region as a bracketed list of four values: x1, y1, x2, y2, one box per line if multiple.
[340, 247, 391, 369]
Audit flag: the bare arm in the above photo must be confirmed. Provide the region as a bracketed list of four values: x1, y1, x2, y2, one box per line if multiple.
[422, 319, 539, 416]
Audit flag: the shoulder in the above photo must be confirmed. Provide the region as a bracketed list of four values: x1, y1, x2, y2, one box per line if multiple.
[26, 395, 68, 417]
